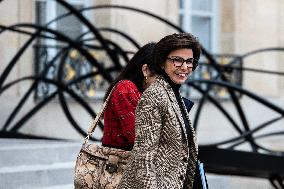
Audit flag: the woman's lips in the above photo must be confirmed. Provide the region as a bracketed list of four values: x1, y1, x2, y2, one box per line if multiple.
[176, 73, 188, 77]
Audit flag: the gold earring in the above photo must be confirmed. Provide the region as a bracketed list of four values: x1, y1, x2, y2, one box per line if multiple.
[143, 76, 148, 89]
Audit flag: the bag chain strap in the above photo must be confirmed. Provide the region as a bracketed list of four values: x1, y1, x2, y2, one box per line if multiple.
[84, 82, 120, 144]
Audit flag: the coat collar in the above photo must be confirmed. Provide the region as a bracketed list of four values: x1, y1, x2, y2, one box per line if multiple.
[155, 75, 188, 142]
[155, 75, 198, 155]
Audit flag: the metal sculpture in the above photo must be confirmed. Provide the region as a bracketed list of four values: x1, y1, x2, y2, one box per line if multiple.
[0, 0, 284, 188]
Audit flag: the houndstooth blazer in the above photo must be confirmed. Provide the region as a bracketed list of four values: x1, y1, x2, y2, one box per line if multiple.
[118, 75, 198, 189]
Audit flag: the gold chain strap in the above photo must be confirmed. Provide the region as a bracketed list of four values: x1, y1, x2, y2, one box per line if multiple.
[84, 82, 121, 144]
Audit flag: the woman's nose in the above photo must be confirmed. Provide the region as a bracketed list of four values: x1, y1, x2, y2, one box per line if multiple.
[180, 62, 189, 70]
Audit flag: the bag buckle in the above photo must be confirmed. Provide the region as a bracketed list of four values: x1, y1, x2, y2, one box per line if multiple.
[105, 155, 119, 173]
[105, 163, 118, 173]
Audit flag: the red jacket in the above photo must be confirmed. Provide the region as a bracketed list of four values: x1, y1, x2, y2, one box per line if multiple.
[102, 80, 141, 150]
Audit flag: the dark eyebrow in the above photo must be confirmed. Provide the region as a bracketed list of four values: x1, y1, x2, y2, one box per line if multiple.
[169, 56, 182, 58]
[169, 56, 184, 59]
[170, 56, 194, 60]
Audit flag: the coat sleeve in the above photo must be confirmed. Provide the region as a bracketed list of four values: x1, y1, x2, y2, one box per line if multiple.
[119, 90, 167, 189]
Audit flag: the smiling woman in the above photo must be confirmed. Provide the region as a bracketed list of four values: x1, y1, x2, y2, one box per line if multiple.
[164, 48, 194, 84]
[118, 33, 206, 189]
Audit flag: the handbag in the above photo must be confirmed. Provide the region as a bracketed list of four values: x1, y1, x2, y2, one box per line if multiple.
[74, 84, 131, 189]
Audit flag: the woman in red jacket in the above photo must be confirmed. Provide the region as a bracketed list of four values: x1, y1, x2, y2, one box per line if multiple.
[102, 42, 157, 151]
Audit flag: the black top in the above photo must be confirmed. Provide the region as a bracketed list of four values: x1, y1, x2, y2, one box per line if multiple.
[182, 97, 194, 113]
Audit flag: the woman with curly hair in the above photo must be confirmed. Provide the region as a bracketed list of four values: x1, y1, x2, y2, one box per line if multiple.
[118, 33, 203, 189]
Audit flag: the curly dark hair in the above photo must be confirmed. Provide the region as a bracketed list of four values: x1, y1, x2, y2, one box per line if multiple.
[153, 33, 201, 74]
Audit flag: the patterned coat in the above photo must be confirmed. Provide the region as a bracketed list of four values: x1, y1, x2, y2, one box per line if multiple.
[118, 76, 198, 189]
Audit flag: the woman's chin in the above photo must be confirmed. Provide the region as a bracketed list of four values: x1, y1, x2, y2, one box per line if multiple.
[173, 78, 187, 84]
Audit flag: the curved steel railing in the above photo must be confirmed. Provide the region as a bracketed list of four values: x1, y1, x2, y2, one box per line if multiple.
[0, 3, 284, 186]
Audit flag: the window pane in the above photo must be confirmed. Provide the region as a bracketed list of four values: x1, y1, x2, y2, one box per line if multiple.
[36, 1, 46, 26]
[192, 0, 212, 11]
[191, 16, 211, 50]
[179, 14, 184, 27]
[35, 2, 47, 45]
[180, 0, 184, 9]
[56, 4, 83, 40]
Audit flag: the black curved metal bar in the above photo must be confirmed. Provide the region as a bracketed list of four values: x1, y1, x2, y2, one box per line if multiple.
[100, 38, 130, 67]
[0, 23, 111, 135]
[0, 25, 56, 40]
[2, 46, 67, 131]
[98, 27, 141, 49]
[220, 64, 284, 76]
[196, 48, 284, 153]
[240, 47, 284, 60]
[189, 83, 244, 135]
[190, 82, 284, 154]
[55, 0, 123, 72]
[4, 33, 95, 132]
[0, 2, 282, 146]
[0, 25, 37, 88]
[1, 76, 102, 141]
[255, 131, 284, 140]
[56, 48, 84, 139]
[188, 79, 284, 151]
[192, 82, 215, 130]
[203, 115, 283, 149]
[0, 24, 122, 136]
[0, 1, 283, 151]
[191, 55, 258, 151]
[12, 72, 104, 140]
[54, 38, 113, 140]
[79, 36, 130, 72]
[75, 29, 138, 71]
[192, 78, 258, 151]
[188, 79, 284, 117]
[0, 23, 112, 85]
[1, 52, 107, 138]
[48, 4, 183, 34]
[227, 47, 284, 66]
[0, 2, 284, 185]
[77, 6, 249, 148]
[41, 4, 244, 142]
[228, 130, 284, 153]
[0, 23, 108, 136]
[0, 25, 110, 136]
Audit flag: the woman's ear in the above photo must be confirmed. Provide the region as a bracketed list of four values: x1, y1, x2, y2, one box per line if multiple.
[142, 64, 149, 77]
[160, 63, 165, 70]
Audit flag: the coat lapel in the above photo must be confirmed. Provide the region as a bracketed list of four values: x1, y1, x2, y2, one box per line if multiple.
[156, 76, 188, 143]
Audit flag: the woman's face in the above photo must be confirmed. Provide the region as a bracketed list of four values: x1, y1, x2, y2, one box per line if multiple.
[163, 48, 194, 84]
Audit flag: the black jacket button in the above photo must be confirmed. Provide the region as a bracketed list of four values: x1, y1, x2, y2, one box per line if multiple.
[179, 175, 184, 180]
[182, 157, 187, 162]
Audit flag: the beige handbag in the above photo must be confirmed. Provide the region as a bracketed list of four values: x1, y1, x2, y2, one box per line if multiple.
[74, 85, 131, 189]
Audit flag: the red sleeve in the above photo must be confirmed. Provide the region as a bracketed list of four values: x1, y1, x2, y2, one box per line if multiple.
[103, 80, 141, 148]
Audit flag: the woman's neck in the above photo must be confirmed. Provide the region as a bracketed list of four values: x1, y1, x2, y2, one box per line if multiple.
[161, 70, 181, 92]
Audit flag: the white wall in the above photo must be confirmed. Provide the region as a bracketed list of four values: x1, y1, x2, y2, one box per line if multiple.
[234, 0, 284, 97]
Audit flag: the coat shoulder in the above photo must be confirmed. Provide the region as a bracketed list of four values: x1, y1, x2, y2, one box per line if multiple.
[140, 78, 168, 106]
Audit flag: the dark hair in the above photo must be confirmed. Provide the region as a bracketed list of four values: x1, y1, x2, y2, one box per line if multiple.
[153, 33, 201, 74]
[104, 42, 156, 100]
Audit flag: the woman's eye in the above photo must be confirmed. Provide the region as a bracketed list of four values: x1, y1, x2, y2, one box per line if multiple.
[175, 58, 184, 63]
